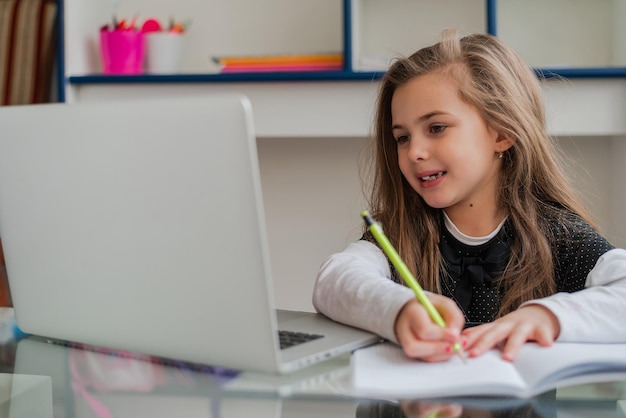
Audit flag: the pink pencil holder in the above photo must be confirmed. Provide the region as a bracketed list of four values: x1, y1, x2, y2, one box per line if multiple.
[99, 30, 145, 74]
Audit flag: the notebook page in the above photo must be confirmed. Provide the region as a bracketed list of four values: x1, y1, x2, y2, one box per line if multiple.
[351, 343, 526, 399]
[513, 342, 626, 396]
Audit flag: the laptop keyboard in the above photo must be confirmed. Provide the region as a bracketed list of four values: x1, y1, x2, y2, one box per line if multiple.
[278, 330, 324, 350]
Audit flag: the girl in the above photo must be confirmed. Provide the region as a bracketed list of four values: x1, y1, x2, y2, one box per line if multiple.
[313, 29, 626, 363]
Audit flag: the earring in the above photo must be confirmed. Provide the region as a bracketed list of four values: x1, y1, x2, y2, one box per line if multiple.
[498, 152, 504, 159]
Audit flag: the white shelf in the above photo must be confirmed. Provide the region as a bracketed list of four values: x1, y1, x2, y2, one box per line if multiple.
[67, 81, 379, 138]
[67, 78, 626, 138]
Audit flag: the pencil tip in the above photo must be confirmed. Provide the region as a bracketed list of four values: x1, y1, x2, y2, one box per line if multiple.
[451, 342, 468, 363]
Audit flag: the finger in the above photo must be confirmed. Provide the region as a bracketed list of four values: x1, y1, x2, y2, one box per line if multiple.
[434, 403, 463, 418]
[402, 401, 462, 418]
[411, 401, 443, 417]
[433, 297, 465, 335]
[467, 323, 513, 357]
[461, 323, 492, 348]
[402, 339, 454, 361]
[397, 324, 457, 362]
[500, 326, 533, 361]
[422, 350, 458, 363]
[405, 302, 451, 341]
[533, 324, 556, 347]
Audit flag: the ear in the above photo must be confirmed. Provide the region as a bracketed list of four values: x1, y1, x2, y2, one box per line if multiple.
[495, 133, 515, 153]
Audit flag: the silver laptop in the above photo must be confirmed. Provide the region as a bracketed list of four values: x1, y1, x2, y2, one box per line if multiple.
[0, 95, 379, 374]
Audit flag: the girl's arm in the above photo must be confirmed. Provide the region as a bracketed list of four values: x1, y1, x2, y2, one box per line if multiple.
[313, 240, 466, 362]
[463, 248, 626, 360]
[313, 240, 415, 343]
[522, 248, 626, 342]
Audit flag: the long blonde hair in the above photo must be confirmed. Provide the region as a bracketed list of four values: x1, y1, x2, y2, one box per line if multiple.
[366, 29, 594, 317]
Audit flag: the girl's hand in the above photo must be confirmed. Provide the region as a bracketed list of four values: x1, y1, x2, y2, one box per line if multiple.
[400, 400, 463, 418]
[462, 305, 561, 361]
[394, 293, 465, 362]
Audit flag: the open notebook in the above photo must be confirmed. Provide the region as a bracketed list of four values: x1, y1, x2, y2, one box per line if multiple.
[0, 95, 379, 374]
[351, 341, 626, 399]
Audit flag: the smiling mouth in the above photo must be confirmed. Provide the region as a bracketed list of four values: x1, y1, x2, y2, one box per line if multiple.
[420, 171, 446, 182]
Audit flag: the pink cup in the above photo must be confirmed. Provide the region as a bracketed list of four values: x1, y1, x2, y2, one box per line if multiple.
[99, 30, 145, 74]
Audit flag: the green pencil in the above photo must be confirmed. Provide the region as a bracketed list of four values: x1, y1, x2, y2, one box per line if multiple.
[361, 210, 467, 363]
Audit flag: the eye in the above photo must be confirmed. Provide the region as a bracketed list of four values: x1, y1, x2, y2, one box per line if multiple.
[429, 124, 446, 134]
[395, 134, 410, 145]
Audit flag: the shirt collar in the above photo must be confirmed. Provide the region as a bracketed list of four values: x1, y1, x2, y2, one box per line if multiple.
[442, 211, 507, 246]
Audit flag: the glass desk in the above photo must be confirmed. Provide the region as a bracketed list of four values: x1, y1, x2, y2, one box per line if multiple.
[0, 335, 624, 418]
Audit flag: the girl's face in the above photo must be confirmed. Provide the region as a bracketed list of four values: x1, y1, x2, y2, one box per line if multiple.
[391, 72, 507, 219]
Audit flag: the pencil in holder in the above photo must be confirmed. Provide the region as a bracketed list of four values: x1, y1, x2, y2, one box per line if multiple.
[99, 29, 145, 74]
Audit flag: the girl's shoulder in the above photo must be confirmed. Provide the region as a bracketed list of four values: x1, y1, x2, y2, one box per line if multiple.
[541, 206, 603, 240]
[538, 205, 615, 291]
[540, 205, 614, 257]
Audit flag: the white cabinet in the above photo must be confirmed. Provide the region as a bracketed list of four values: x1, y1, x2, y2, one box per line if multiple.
[348, 0, 486, 72]
[347, 0, 626, 74]
[58, 0, 626, 311]
[497, 0, 626, 69]
[62, 0, 626, 136]
[62, 0, 626, 90]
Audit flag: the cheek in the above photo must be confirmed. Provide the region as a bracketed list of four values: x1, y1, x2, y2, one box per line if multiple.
[454, 149, 497, 185]
[397, 151, 413, 180]
[398, 162, 423, 194]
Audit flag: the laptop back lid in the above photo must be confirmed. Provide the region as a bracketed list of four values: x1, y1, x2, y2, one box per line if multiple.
[0, 95, 283, 372]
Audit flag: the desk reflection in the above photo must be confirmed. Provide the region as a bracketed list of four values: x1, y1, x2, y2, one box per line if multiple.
[12, 336, 359, 418]
[357, 398, 554, 418]
[9, 336, 626, 418]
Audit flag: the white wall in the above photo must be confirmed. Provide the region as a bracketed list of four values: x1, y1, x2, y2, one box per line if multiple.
[258, 138, 368, 311]
[557, 137, 609, 224]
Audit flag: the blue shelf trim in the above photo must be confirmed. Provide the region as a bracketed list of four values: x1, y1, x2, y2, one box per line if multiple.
[486, 0, 497, 35]
[343, 0, 353, 73]
[534, 68, 626, 79]
[56, 0, 65, 102]
[68, 71, 387, 84]
[68, 67, 626, 85]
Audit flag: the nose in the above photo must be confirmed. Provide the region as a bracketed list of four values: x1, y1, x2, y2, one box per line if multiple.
[406, 136, 429, 161]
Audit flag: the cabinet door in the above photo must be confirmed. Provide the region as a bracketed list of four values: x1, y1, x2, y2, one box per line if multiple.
[349, 0, 487, 72]
[496, 0, 626, 69]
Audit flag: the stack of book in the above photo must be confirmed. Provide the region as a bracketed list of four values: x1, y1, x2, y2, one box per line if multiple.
[213, 53, 343, 73]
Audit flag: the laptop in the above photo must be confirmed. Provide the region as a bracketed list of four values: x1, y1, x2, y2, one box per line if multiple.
[0, 95, 379, 374]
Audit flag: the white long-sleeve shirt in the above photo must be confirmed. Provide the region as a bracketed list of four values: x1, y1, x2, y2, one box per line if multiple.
[313, 239, 626, 344]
